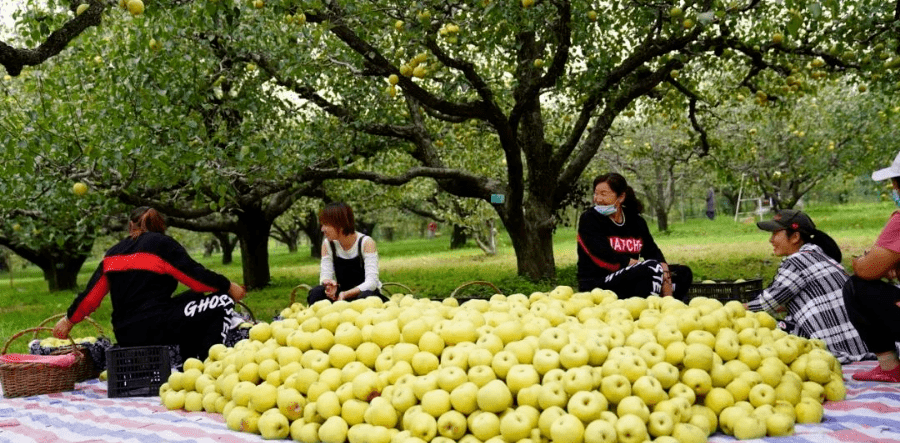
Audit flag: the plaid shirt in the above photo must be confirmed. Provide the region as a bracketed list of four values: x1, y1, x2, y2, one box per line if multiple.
[747, 243, 873, 363]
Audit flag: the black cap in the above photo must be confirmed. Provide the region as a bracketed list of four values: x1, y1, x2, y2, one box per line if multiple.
[757, 209, 815, 234]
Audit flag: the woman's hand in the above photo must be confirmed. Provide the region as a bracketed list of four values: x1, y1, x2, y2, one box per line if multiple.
[661, 279, 673, 297]
[337, 288, 360, 301]
[323, 280, 338, 300]
[228, 282, 247, 302]
[660, 262, 673, 297]
[52, 316, 74, 339]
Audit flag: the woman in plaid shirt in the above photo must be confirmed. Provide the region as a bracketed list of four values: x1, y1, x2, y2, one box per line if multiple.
[746, 209, 872, 364]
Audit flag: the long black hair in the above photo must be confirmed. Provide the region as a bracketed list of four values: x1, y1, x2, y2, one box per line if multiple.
[789, 228, 842, 262]
[593, 172, 644, 215]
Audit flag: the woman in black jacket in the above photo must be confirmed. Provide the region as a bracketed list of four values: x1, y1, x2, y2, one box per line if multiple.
[577, 173, 692, 299]
[53, 207, 246, 361]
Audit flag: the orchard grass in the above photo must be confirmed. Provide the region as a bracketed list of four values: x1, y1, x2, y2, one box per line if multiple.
[0, 200, 893, 353]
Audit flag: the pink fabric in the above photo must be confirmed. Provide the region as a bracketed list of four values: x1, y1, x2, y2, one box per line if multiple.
[875, 211, 900, 253]
[0, 362, 897, 443]
[0, 352, 78, 367]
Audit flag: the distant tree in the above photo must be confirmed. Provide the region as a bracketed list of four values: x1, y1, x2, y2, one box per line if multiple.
[708, 82, 892, 209]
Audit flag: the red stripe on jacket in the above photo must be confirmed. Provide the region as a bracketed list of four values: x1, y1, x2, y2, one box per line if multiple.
[103, 252, 220, 293]
[577, 234, 621, 272]
[70, 274, 109, 323]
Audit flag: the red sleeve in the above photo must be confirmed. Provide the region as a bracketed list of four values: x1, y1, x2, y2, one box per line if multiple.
[156, 236, 231, 293]
[102, 252, 223, 293]
[66, 263, 110, 323]
[577, 234, 621, 271]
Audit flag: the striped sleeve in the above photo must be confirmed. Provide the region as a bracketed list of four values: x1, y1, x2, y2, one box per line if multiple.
[746, 258, 803, 313]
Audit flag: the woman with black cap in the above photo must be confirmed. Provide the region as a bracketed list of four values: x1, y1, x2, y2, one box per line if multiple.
[52, 206, 247, 362]
[748, 208, 871, 363]
[843, 151, 900, 382]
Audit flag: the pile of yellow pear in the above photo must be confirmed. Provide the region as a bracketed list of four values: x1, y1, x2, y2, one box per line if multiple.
[158, 286, 846, 442]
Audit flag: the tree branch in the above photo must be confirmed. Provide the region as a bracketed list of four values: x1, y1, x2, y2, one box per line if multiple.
[667, 78, 712, 157]
[508, 0, 572, 130]
[399, 203, 445, 222]
[0, 0, 106, 76]
[555, 30, 698, 168]
[311, 166, 502, 200]
[557, 59, 682, 191]
[165, 215, 240, 233]
[306, 7, 487, 119]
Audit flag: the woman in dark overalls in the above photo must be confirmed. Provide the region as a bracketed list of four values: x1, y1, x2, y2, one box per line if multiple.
[307, 202, 385, 305]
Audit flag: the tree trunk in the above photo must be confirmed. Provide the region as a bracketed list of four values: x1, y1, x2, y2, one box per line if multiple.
[2, 238, 93, 292]
[272, 222, 301, 253]
[720, 188, 739, 213]
[213, 232, 236, 265]
[285, 237, 298, 254]
[301, 210, 323, 259]
[41, 254, 88, 291]
[235, 211, 272, 289]
[357, 220, 376, 237]
[35, 242, 92, 292]
[450, 225, 467, 249]
[473, 220, 498, 256]
[504, 202, 556, 282]
[654, 171, 667, 231]
[655, 207, 669, 232]
[203, 238, 219, 257]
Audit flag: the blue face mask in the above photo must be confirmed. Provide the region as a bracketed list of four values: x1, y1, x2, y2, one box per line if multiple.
[892, 189, 900, 208]
[594, 204, 618, 216]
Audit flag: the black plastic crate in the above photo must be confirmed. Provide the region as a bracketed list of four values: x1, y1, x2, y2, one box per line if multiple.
[106, 346, 171, 398]
[686, 278, 763, 303]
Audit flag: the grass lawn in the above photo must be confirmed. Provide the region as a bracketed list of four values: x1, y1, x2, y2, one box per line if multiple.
[0, 200, 893, 353]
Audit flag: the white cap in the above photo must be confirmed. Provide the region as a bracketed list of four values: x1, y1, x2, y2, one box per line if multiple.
[873, 151, 900, 181]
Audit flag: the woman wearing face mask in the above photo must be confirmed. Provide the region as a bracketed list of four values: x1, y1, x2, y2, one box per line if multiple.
[843, 152, 900, 382]
[747, 209, 871, 364]
[576, 172, 693, 299]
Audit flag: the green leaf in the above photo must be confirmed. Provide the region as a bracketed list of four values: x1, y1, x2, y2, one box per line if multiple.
[808, 2, 822, 18]
[786, 14, 802, 37]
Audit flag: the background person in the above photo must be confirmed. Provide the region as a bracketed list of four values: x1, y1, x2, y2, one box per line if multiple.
[747, 209, 871, 363]
[53, 207, 247, 362]
[308, 202, 385, 305]
[577, 172, 692, 299]
[843, 152, 900, 382]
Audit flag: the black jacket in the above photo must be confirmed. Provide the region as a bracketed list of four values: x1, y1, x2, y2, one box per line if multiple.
[576, 209, 665, 281]
[66, 232, 231, 329]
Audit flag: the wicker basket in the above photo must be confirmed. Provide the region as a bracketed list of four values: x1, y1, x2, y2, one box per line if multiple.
[436, 280, 503, 303]
[1, 327, 83, 398]
[34, 314, 109, 382]
[685, 278, 763, 303]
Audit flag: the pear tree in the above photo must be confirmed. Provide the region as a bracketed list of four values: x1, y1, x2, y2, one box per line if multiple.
[5, 0, 900, 282]
[229, 0, 900, 280]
